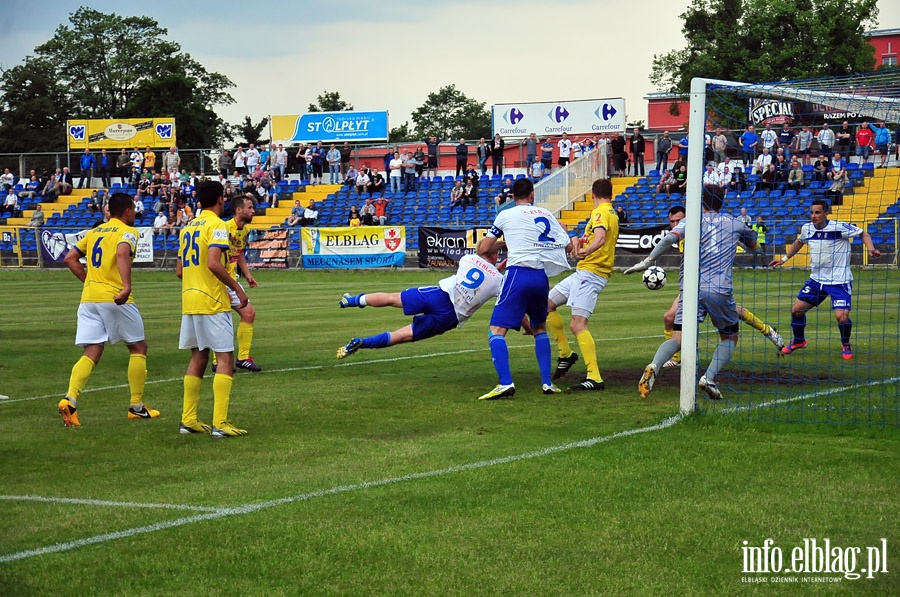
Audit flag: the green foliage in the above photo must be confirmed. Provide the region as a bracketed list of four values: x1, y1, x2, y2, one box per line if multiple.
[307, 90, 354, 113]
[0, 58, 72, 152]
[389, 121, 414, 142]
[231, 116, 271, 145]
[411, 84, 491, 141]
[651, 0, 879, 92]
[0, 7, 234, 149]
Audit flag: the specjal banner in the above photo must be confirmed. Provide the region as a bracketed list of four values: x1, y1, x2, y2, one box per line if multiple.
[300, 226, 405, 268]
[417, 227, 493, 268]
[67, 118, 176, 150]
[244, 229, 288, 269]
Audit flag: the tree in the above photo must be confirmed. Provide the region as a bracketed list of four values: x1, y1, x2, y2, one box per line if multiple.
[0, 58, 72, 152]
[231, 116, 271, 146]
[24, 7, 234, 147]
[410, 85, 491, 141]
[308, 91, 354, 113]
[650, 0, 878, 93]
[389, 121, 414, 142]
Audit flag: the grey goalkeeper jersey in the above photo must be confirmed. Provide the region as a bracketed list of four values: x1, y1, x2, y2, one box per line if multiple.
[669, 212, 756, 292]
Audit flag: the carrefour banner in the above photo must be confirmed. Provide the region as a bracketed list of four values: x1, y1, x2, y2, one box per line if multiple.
[38, 227, 154, 263]
[616, 224, 670, 254]
[271, 111, 389, 144]
[417, 227, 492, 268]
[67, 118, 176, 150]
[300, 226, 405, 268]
[492, 98, 625, 137]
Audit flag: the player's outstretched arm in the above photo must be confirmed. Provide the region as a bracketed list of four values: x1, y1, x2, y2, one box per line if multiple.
[861, 230, 881, 258]
[771, 239, 804, 267]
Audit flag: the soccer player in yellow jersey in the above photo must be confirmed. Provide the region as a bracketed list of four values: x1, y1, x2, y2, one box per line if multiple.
[212, 195, 261, 372]
[176, 181, 249, 438]
[546, 178, 619, 391]
[58, 192, 158, 426]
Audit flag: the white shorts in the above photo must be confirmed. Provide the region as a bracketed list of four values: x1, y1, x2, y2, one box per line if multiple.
[227, 282, 247, 308]
[548, 269, 608, 318]
[179, 312, 234, 352]
[75, 302, 145, 346]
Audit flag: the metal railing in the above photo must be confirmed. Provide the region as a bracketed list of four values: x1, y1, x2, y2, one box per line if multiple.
[532, 148, 607, 215]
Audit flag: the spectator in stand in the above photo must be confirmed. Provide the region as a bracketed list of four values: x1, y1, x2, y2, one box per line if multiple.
[245, 143, 260, 175]
[373, 195, 390, 225]
[762, 163, 778, 191]
[234, 145, 247, 175]
[655, 130, 673, 173]
[702, 163, 722, 187]
[28, 204, 44, 227]
[571, 138, 584, 162]
[2, 189, 19, 216]
[355, 168, 370, 196]
[813, 154, 830, 182]
[491, 133, 505, 175]
[301, 200, 319, 226]
[740, 124, 758, 167]
[737, 207, 751, 227]
[778, 124, 795, 162]
[774, 153, 790, 183]
[310, 141, 326, 184]
[465, 164, 479, 188]
[720, 166, 733, 190]
[413, 146, 426, 178]
[827, 152, 848, 200]
[628, 128, 646, 176]
[133, 194, 145, 216]
[540, 137, 554, 172]
[675, 133, 689, 165]
[656, 169, 676, 197]
[97, 149, 113, 188]
[558, 132, 573, 169]
[1, 168, 14, 192]
[616, 204, 628, 224]
[88, 190, 102, 214]
[287, 200, 304, 226]
[117, 149, 130, 184]
[18, 175, 41, 200]
[754, 147, 773, 175]
[716, 156, 734, 177]
[78, 148, 95, 189]
[424, 136, 442, 178]
[218, 150, 233, 178]
[710, 127, 727, 164]
[530, 159, 545, 180]
[388, 151, 403, 193]
[462, 175, 478, 208]
[455, 139, 468, 177]
[130, 147, 144, 174]
[382, 146, 395, 180]
[339, 142, 352, 177]
[367, 168, 385, 195]
[855, 120, 874, 164]
[476, 138, 490, 176]
[522, 132, 538, 172]
[153, 210, 168, 235]
[759, 123, 777, 155]
[751, 216, 769, 267]
[162, 146, 180, 176]
[817, 123, 835, 160]
[272, 144, 288, 181]
[795, 125, 814, 165]
[326, 144, 341, 184]
[730, 164, 747, 194]
[449, 180, 465, 211]
[403, 150, 418, 193]
[344, 165, 359, 189]
[787, 158, 804, 192]
[869, 120, 892, 168]
[348, 205, 362, 227]
[610, 132, 627, 177]
[293, 144, 306, 179]
[142, 146, 156, 173]
[835, 120, 854, 159]
[494, 178, 514, 212]
[361, 198, 376, 225]
[672, 165, 687, 194]
[43, 175, 61, 202]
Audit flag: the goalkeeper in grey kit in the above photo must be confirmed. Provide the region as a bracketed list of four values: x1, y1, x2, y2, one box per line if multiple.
[625, 185, 757, 401]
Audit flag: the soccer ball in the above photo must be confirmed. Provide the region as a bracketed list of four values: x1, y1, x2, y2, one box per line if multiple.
[642, 266, 667, 290]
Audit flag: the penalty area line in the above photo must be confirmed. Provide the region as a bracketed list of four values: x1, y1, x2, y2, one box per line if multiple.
[0, 414, 684, 563]
[0, 494, 225, 513]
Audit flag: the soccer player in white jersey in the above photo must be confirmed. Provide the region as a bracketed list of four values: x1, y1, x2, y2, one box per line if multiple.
[477, 178, 574, 400]
[336, 239, 505, 357]
[59, 192, 158, 426]
[626, 185, 757, 401]
[771, 199, 879, 360]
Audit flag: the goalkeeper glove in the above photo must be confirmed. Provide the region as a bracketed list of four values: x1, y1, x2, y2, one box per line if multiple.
[623, 258, 653, 275]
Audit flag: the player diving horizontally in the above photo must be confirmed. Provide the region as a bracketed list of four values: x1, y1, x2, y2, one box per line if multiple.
[336, 238, 506, 357]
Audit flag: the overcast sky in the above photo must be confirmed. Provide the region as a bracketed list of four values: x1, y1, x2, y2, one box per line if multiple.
[1, 0, 898, 137]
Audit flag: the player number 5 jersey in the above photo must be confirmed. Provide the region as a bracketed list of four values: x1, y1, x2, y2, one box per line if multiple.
[800, 219, 862, 285]
[438, 254, 503, 326]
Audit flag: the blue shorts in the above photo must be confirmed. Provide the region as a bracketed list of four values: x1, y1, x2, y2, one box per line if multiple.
[401, 286, 459, 341]
[490, 266, 549, 330]
[797, 278, 852, 310]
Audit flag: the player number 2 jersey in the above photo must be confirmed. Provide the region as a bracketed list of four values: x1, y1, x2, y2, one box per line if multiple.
[180, 210, 231, 314]
[74, 218, 137, 303]
[438, 254, 503, 327]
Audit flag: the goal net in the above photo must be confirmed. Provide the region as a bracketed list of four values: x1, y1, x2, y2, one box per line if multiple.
[677, 72, 900, 425]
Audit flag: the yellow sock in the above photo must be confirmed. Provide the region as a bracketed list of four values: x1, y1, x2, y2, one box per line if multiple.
[237, 322, 254, 361]
[211, 353, 217, 367]
[664, 329, 681, 362]
[546, 310, 572, 357]
[66, 355, 96, 401]
[740, 307, 770, 334]
[664, 328, 673, 342]
[212, 373, 233, 428]
[576, 330, 602, 382]
[128, 354, 147, 407]
[182, 375, 202, 424]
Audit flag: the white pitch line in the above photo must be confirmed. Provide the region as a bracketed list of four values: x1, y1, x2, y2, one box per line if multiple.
[721, 376, 900, 413]
[0, 495, 224, 513]
[0, 414, 683, 564]
[0, 334, 668, 405]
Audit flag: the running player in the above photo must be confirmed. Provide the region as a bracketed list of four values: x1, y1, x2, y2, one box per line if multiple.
[58, 192, 158, 426]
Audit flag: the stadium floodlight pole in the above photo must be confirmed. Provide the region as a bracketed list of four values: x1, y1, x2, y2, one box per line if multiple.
[680, 77, 752, 415]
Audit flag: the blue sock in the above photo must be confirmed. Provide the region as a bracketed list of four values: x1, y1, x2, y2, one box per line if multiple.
[489, 334, 513, 385]
[534, 332, 552, 386]
[838, 320, 852, 345]
[791, 313, 806, 342]
[361, 332, 391, 349]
